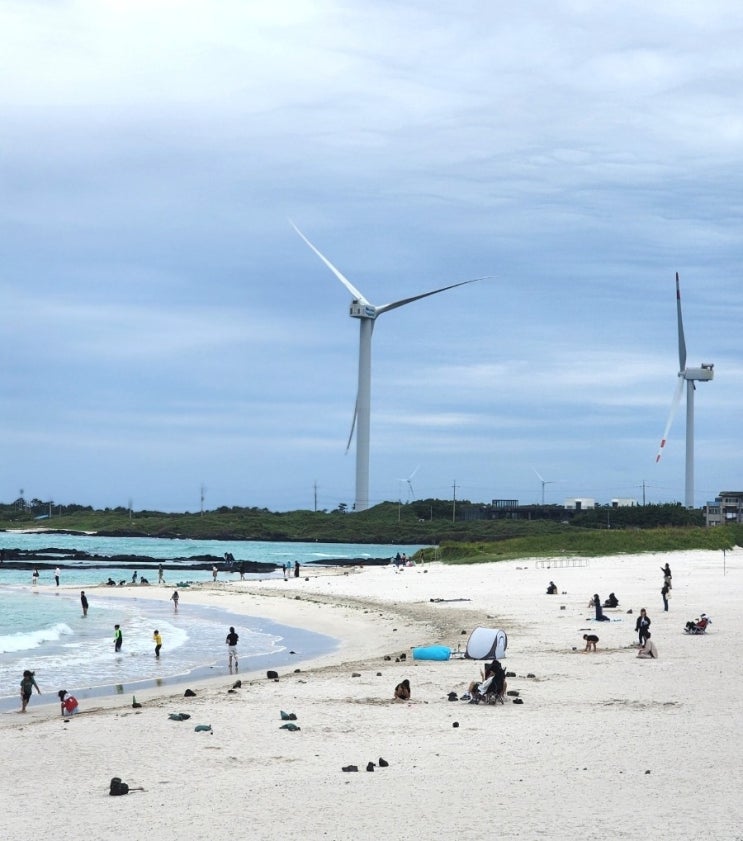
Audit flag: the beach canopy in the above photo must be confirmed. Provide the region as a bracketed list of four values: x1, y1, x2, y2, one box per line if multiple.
[464, 627, 507, 660]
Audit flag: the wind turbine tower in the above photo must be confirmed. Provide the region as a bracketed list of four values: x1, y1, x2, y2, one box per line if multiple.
[655, 273, 714, 508]
[292, 221, 485, 512]
[534, 469, 555, 505]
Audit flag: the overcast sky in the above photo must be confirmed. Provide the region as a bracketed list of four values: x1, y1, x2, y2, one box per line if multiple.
[2, 1, 742, 513]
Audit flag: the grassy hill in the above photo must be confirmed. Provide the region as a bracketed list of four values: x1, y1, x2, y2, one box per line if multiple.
[1, 500, 741, 563]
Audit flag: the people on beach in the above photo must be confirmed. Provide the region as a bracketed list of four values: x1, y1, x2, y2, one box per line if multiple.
[294, 561, 300, 578]
[583, 633, 599, 652]
[594, 595, 610, 621]
[106, 577, 116, 586]
[393, 679, 411, 700]
[603, 592, 619, 608]
[212, 565, 218, 582]
[80, 590, 88, 617]
[239, 562, 245, 580]
[635, 608, 651, 645]
[282, 563, 288, 580]
[20, 670, 41, 712]
[637, 632, 658, 659]
[131, 571, 138, 584]
[54, 567, 61, 587]
[171, 590, 179, 612]
[114, 624, 123, 652]
[546, 581, 558, 595]
[661, 582, 670, 612]
[153, 629, 162, 658]
[58, 689, 79, 716]
[226, 626, 239, 671]
[158, 564, 164, 584]
[32, 567, 39, 586]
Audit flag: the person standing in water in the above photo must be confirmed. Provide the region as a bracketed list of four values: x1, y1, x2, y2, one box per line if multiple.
[54, 567, 61, 587]
[158, 564, 164, 584]
[20, 670, 41, 712]
[32, 568, 39, 586]
[170, 590, 179, 612]
[80, 590, 88, 617]
[114, 624, 123, 652]
[153, 629, 162, 658]
[226, 626, 239, 672]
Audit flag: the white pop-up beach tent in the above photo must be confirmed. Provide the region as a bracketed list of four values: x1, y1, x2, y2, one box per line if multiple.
[464, 627, 507, 660]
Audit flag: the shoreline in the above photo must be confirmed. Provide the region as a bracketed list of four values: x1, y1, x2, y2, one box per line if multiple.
[3, 549, 740, 839]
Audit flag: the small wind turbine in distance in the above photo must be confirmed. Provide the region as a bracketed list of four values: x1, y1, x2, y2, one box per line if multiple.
[291, 220, 491, 512]
[534, 468, 556, 505]
[396, 465, 420, 501]
[655, 272, 714, 508]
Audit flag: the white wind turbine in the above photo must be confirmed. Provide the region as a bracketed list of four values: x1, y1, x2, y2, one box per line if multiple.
[655, 273, 714, 508]
[534, 468, 556, 505]
[292, 221, 486, 512]
[396, 465, 420, 501]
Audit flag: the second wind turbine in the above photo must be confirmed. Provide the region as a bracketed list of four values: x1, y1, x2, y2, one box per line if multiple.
[292, 221, 486, 512]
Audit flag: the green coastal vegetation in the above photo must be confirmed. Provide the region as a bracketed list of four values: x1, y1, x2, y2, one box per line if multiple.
[2, 497, 741, 564]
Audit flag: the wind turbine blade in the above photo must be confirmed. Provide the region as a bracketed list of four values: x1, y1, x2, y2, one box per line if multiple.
[376, 277, 493, 315]
[345, 397, 358, 454]
[655, 377, 685, 463]
[290, 220, 368, 303]
[407, 465, 420, 482]
[675, 272, 687, 372]
[533, 468, 545, 483]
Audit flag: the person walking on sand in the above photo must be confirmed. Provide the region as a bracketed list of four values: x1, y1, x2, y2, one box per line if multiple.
[158, 564, 164, 585]
[54, 567, 61, 587]
[226, 626, 239, 672]
[153, 629, 162, 658]
[80, 590, 88, 617]
[635, 608, 651, 645]
[20, 670, 41, 712]
[171, 589, 179, 612]
[113, 624, 123, 653]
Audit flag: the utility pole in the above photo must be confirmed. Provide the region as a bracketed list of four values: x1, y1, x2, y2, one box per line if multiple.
[313, 480, 318, 513]
[200, 483, 206, 516]
[452, 480, 457, 523]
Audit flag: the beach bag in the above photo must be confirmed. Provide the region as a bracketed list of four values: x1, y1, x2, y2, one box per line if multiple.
[109, 777, 129, 796]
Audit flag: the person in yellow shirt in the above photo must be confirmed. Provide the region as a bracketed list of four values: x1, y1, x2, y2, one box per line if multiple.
[153, 629, 163, 658]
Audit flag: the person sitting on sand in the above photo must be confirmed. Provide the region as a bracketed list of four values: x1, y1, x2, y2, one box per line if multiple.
[583, 633, 599, 652]
[603, 592, 619, 608]
[393, 679, 411, 701]
[594, 595, 610, 621]
[637, 632, 658, 659]
[546, 581, 558, 595]
[58, 690, 79, 716]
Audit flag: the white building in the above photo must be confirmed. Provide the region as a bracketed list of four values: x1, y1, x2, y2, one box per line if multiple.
[611, 498, 638, 508]
[564, 497, 595, 510]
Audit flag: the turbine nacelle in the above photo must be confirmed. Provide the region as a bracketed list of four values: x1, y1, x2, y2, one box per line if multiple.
[682, 365, 714, 382]
[350, 301, 378, 319]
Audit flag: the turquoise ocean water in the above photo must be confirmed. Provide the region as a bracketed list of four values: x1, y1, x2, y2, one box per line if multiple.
[0, 534, 423, 712]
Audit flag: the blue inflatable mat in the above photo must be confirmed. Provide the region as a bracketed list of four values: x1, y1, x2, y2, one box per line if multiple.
[412, 645, 451, 661]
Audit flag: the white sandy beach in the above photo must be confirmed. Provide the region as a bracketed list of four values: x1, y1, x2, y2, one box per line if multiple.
[2, 549, 741, 841]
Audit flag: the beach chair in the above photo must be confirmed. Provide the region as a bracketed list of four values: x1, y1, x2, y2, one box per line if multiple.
[473, 675, 505, 705]
[684, 616, 711, 635]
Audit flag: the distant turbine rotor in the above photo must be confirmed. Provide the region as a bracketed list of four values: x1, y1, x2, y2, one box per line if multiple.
[396, 466, 420, 500]
[654, 273, 714, 508]
[292, 220, 490, 512]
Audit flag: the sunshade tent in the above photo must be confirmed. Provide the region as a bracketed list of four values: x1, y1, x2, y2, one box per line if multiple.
[465, 627, 507, 660]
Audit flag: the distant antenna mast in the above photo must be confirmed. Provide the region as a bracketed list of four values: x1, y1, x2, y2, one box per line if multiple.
[313, 480, 318, 513]
[452, 480, 457, 523]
